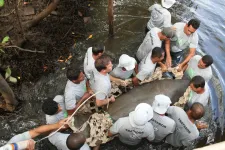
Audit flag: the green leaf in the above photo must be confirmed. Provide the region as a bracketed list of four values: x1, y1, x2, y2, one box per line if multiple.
[2, 36, 9, 44]
[0, 0, 4, 7]
[0, 48, 5, 53]
[5, 67, 11, 79]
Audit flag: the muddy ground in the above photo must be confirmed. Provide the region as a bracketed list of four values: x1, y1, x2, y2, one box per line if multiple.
[0, 0, 92, 83]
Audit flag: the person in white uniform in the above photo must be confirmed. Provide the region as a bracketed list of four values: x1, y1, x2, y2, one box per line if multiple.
[108, 103, 155, 147]
[183, 55, 213, 82]
[49, 132, 91, 150]
[165, 103, 205, 147]
[89, 55, 115, 107]
[64, 67, 91, 115]
[166, 19, 200, 69]
[110, 54, 137, 86]
[146, 0, 176, 33]
[150, 94, 176, 143]
[136, 27, 176, 62]
[133, 47, 166, 86]
[42, 95, 67, 124]
[83, 45, 105, 79]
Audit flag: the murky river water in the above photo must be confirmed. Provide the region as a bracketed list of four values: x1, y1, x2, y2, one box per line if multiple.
[0, 0, 225, 149]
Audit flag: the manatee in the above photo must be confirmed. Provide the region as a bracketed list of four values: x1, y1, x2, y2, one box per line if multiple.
[73, 79, 190, 137]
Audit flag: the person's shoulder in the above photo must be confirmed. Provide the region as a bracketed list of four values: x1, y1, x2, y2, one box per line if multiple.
[53, 95, 64, 103]
[193, 55, 201, 61]
[173, 22, 185, 28]
[164, 116, 176, 128]
[145, 122, 154, 131]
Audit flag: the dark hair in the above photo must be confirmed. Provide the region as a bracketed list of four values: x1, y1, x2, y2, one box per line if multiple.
[202, 55, 213, 67]
[151, 47, 164, 59]
[190, 75, 205, 88]
[188, 19, 200, 29]
[42, 100, 58, 115]
[95, 55, 111, 72]
[66, 133, 86, 150]
[92, 44, 105, 56]
[66, 67, 82, 81]
[190, 102, 205, 120]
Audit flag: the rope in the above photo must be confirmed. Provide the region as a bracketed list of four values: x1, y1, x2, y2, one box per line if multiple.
[35, 91, 108, 143]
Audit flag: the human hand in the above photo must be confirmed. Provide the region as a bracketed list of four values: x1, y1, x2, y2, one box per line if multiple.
[177, 64, 183, 72]
[161, 64, 168, 72]
[26, 139, 35, 150]
[196, 121, 208, 130]
[83, 92, 91, 99]
[119, 79, 127, 86]
[57, 118, 69, 129]
[110, 96, 115, 102]
[87, 88, 94, 95]
[166, 56, 172, 68]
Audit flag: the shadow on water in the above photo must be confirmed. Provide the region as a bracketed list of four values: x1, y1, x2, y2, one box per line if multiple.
[0, 0, 225, 149]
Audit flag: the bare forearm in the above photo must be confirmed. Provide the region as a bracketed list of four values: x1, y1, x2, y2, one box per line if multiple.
[29, 123, 58, 138]
[96, 98, 110, 107]
[165, 40, 171, 57]
[180, 48, 195, 66]
[109, 75, 121, 82]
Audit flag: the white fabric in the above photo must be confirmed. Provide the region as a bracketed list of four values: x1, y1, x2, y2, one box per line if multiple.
[110, 117, 155, 145]
[152, 94, 171, 114]
[186, 55, 212, 82]
[150, 112, 176, 142]
[136, 52, 156, 81]
[161, 0, 176, 9]
[48, 132, 90, 150]
[118, 54, 136, 71]
[64, 79, 86, 110]
[189, 83, 210, 106]
[46, 95, 66, 124]
[110, 66, 134, 80]
[171, 22, 198, 52]
[147, 4, 172, 30]
[90, 70, 111, 100]
[8, 131, 31, 144]
[84, 47, 95, 79]
[136, 27, 162, 61]
[129, 103, 154, 128]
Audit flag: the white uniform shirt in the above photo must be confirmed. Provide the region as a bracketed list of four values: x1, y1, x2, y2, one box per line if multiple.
[84, 47, 95, 79]
[136, 52, 156, 81]
[136, 27, 162, 61]
[165, 106, 199, 147]
[186, 55, 212, 82]
[189, 83, 210, 106]
[8, 131, 31, 144]
[147, 4, 172, 30]
[46, 95, 66, 124]
[64, 79, 86, 110]
[110, 65, 135, 80]
[48, 132, 90, 150]
[171, 23, 198, 52]
[90, 70, 111, 100]
[110, 115, 155, 145]
[150, 112, 176, 142]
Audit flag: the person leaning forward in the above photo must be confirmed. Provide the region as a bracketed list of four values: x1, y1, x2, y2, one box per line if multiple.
[89, 55, 115, 107]
[166, 19, 200, 69]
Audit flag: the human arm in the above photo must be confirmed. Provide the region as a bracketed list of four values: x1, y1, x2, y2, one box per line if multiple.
[96, 96, 115, 107]
[109, 75, 127, 86]
[158, 62, 167, 72]
[165, 39, 172, 67]
[132, 76, 140, 86]
[178, 48, 196, 71]
[134, 64, 138, 74]
[86, 80, 93, 94]
[29, 118, 68, 138]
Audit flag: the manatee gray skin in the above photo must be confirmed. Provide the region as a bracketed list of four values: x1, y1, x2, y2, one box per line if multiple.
[107, 79, 190, 120]
[73, 79, 189, 137]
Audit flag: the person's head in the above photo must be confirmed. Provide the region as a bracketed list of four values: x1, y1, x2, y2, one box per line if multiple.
[129, 103, 153, 127]
[92, 44, 105, 58]
[66, 67, 85, 84]
[198, 55, 213, 69]
[161, 0, 176, 9]
[151, 47, 165, 63]
[160, 27, 176, 40]
[189, 76, 205, 94]
[42, 99, 62, 115]
[95, 55, 112, 73]
[66, 133, 86, 150]
[152, 94, 171, 115]
[184, 19, 201, 36]
[117, 54, 136, 71]
[187, 102, 205, 120]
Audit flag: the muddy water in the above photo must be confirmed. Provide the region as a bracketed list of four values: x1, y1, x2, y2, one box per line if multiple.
[0, 0, 225, 149]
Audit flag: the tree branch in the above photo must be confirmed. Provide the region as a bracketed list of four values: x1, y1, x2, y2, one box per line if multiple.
[5, 46, 45, 53]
